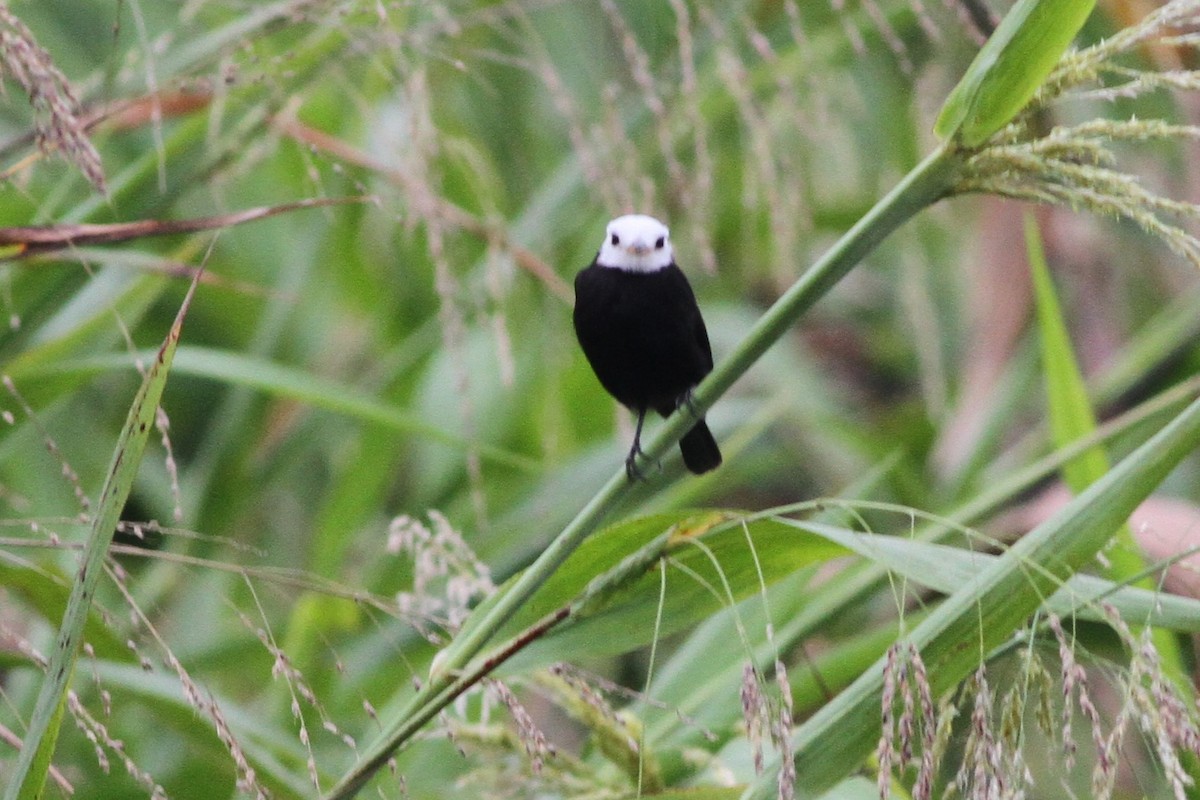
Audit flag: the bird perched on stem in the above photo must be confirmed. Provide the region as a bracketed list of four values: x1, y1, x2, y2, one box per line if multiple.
[573, 214, 722, 478]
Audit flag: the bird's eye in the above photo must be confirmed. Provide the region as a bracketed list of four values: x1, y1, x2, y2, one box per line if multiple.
[610, 233, 620, 246]
[654, 236, 665, 249]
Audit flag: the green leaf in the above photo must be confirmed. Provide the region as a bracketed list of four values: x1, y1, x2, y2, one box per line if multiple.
[4, 277, 199, 800]
[1027, 216, 1109, 488]
[935, 0, 1096, 146]
[95, 662, 317, 797]
[818, 777, 887, 800]
[791, 519, 1200, 633]
[1027, 214, 1190, 690]
[16, 346, 536, 471]
[0, 562, 132, 662]
[639, 789, 743, 800]
[744, 390, 1200, 799]
[490, 512, 849, 670]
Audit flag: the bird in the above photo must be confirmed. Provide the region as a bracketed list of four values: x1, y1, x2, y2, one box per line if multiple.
[572, 213, 722, 478]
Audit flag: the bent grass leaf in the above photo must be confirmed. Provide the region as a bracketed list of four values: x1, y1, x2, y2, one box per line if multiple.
[15, 345, 535, 471]
[3, 274, 200, 800]
[744, 389, 1200, 799]
[645, 505, 1200, 774]
[486, 513, 847, 670]
[789, 519, 1200, 633]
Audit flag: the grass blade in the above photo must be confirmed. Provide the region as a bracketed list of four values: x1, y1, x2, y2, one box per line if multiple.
[15, 345, 536, 471]
[935, 0, 1096, 145]
[3, 274, 201, 800]
[1027, 214, 1187, 685]
[790, 520, 1200, 633]
[1026, 216, 1109, 488]
[744, 388, 1200, 798]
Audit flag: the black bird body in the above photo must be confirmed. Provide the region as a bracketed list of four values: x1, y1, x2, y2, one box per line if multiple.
[573, 214, 722, 475]
[574, 264, 711, 415]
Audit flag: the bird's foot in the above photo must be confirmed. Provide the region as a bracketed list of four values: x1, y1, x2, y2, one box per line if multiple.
[625, 438, 648, 481]
[624, 441, 661, 481]
[625, 451, 646, 482]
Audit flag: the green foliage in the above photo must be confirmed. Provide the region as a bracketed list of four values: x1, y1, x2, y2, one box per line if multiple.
[5, 276, 198, 800]
[2, 2, 1200, 800]
[935, 0, 1096, 146]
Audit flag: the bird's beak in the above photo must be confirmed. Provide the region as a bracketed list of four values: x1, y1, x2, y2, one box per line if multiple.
[627, 241, 650, 256]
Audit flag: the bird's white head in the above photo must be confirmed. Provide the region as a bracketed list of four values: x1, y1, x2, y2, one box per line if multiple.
[596, 214, 674, 273]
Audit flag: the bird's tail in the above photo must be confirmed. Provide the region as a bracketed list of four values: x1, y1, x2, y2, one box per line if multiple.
[679, 419, 721, 474]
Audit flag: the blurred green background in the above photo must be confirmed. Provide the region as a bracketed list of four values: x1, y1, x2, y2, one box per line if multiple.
[3, 1, 1200, 798]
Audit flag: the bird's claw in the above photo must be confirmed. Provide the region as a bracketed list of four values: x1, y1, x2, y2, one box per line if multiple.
[625, 440, 647, 481]
[624, 443, 661, 481]
[625, 453, 644, 481]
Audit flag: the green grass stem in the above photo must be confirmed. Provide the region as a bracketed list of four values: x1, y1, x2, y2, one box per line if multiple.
[3, 275, 200, 800]
[326, 143, 962, 798]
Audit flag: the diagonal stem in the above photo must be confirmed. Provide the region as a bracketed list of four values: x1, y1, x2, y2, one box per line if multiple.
[325, 142, 962, 799]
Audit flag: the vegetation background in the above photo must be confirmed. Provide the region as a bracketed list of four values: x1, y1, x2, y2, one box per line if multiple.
[3, 0, 1200, 798]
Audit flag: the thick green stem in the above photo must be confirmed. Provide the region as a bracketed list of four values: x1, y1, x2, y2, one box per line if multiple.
[325, 143, 961, 799]
[685, 144, 960, 423]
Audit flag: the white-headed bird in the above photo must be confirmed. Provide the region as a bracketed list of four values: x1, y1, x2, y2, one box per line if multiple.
[573, 214, 722, 478]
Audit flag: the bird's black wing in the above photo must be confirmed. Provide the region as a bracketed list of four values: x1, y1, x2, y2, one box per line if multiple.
[665, 263, 714, 373]
[692, 300, 714, 372]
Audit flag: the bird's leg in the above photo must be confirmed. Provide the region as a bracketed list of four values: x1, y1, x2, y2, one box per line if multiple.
[626, 408, 648, 481]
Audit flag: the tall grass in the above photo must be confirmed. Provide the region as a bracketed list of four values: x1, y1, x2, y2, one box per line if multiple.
[3, 1, 1200, 799]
